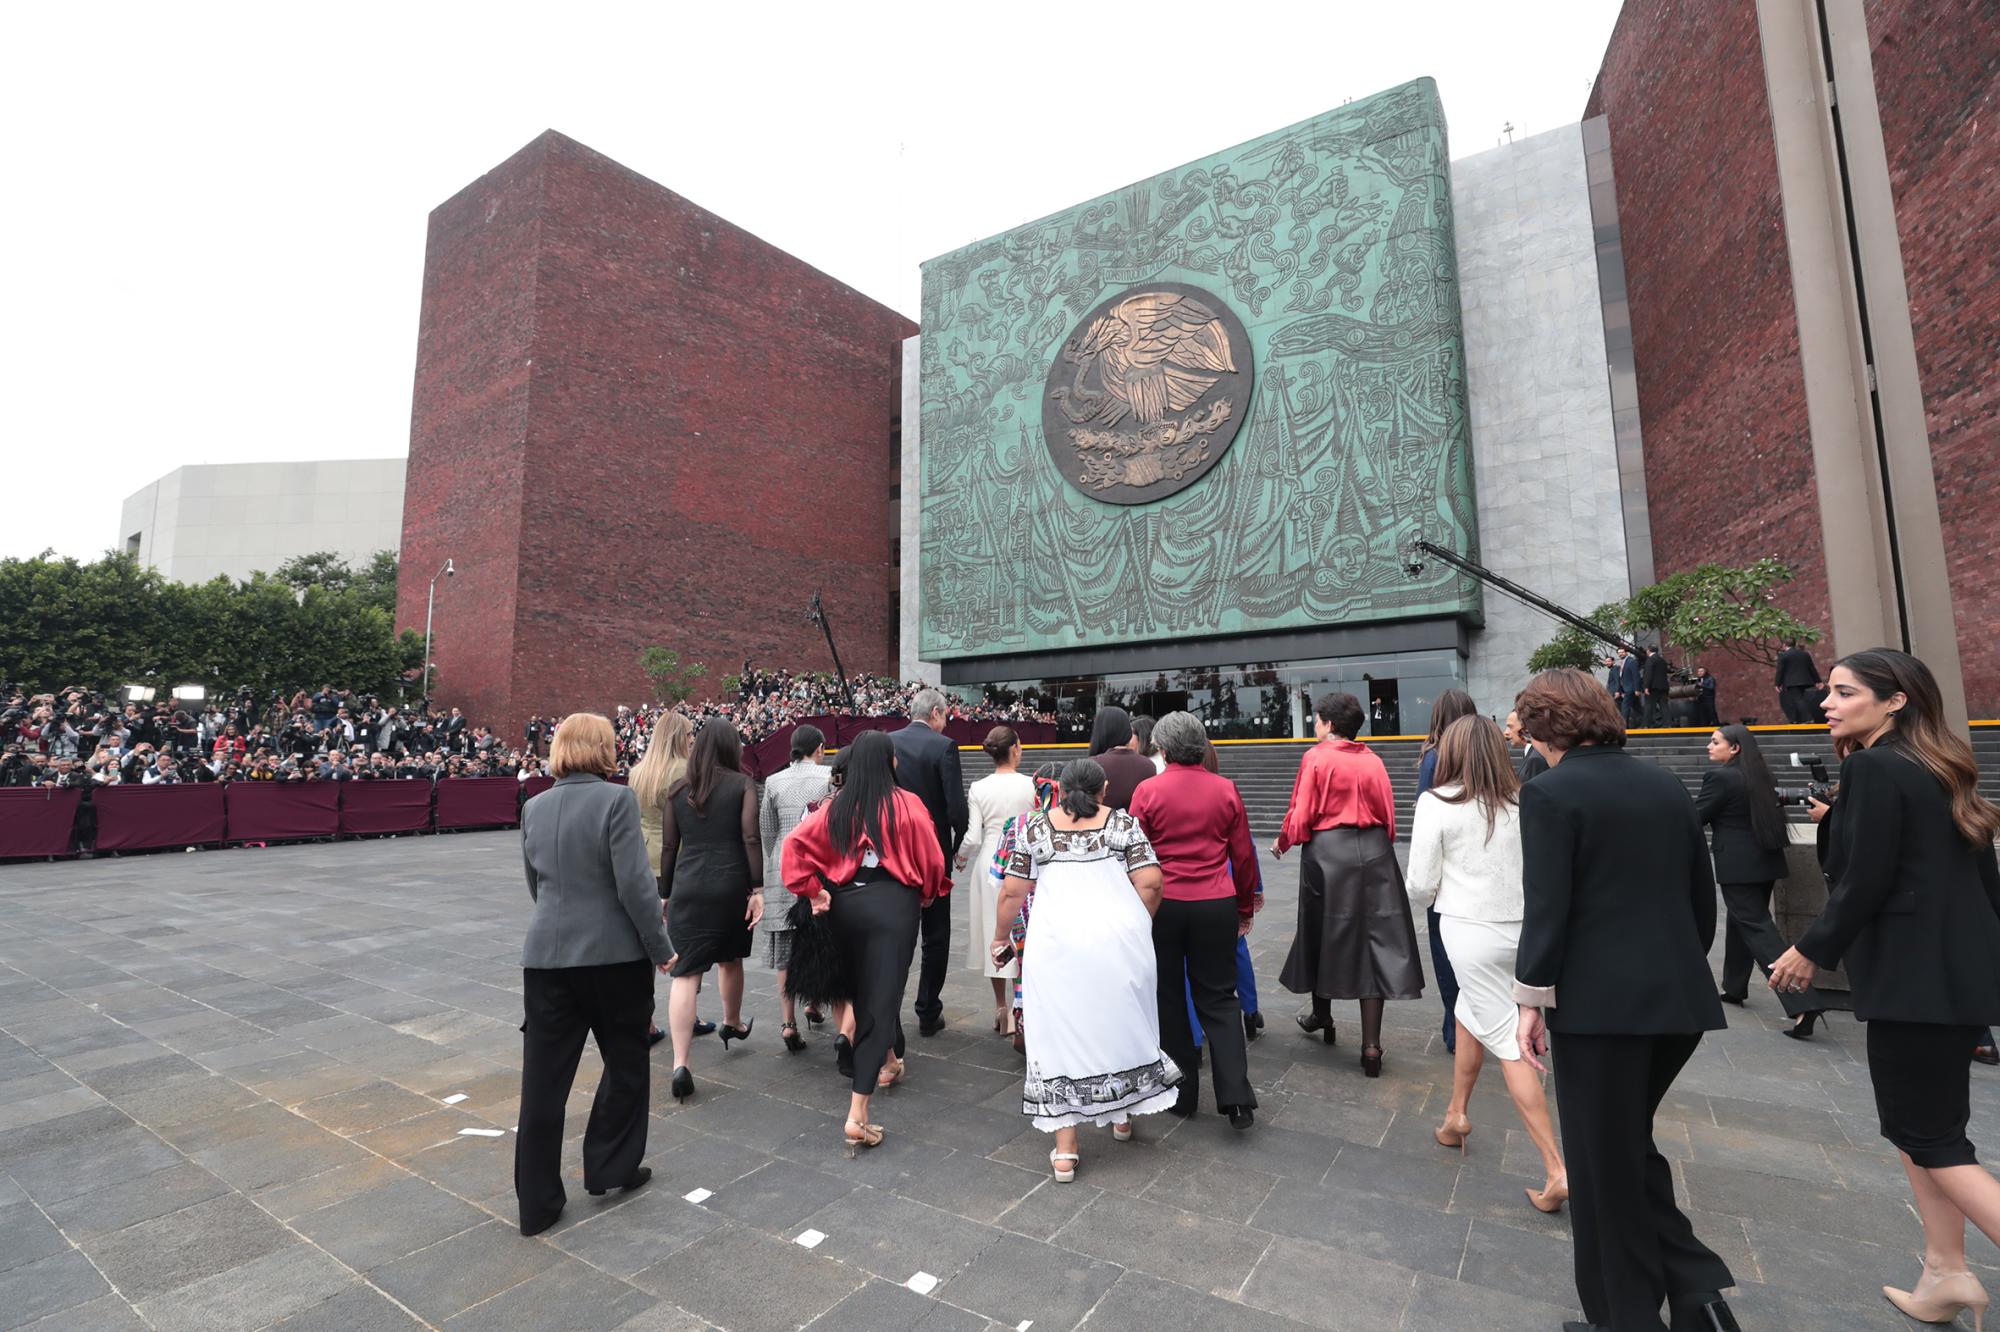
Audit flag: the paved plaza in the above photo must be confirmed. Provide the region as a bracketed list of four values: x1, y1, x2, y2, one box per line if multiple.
[0, 833, 1991, 1331]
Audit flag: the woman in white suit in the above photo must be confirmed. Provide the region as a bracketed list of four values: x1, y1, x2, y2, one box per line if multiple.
[1404, 715, 1567, 1215]
[959, 726, 1036, 1034]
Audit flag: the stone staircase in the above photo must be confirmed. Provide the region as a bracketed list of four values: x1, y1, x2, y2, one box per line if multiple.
[956, 724, 2000, 843]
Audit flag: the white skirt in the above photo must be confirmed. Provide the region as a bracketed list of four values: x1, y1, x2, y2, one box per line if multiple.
[963, 841, 1019, 979]
[1019, 859, 1181, 1130]
[1438, 914, 1524, 1062]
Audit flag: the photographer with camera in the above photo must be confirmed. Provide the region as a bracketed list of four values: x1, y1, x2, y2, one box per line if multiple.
[1700, 724, 1827, 1037]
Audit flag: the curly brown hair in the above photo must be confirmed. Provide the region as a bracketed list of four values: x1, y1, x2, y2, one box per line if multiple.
[1514, 668, 1625, 752]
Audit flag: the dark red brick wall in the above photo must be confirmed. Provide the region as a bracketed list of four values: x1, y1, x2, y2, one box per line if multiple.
[1586, 2, 1831, 721]
[398, 132, 915, 735]
[396, 142, 540, 731]
[1865, 0, 2000, 716]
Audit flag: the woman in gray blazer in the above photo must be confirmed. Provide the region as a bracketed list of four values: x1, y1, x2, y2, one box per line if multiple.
[515, 713, 674, 1237]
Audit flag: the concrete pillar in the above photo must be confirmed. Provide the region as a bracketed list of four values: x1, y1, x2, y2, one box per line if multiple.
[1755, 0, 1969, 727]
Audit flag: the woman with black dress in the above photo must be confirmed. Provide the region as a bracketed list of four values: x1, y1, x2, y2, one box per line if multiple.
[658, 718, 764, 1102]
[1699, 724, 1826, 1037]
[1771, 650, 2000, 1329]
[782, 730, 948, 1147]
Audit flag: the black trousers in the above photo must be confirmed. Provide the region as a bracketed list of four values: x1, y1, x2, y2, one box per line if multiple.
[1426, 903, 1461, 1052]
[1552, 1032, 1733, 1329]
[515, 960, 654, 1233]
[1779, 685, 1814, 723]
[1718, 881, 1821, 1017]
[832, 876, 918, 1094]
[1154, 897, 1255, 1113]
[1646, 690, 1671, 727]
[912, 891, 951, 1026]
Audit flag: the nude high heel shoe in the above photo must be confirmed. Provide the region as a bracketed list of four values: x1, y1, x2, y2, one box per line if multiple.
[1884, 1264, 1988, 1330]
[1433, 1112, 1471, 1155]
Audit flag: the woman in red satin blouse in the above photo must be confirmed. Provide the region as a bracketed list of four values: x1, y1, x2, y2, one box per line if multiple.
[1272, 692, 1423, 1076]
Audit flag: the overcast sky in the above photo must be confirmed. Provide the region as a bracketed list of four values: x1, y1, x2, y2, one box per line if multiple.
[3, 1, 1623, 561]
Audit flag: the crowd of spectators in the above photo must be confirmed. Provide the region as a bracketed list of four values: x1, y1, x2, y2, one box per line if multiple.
[0, 684, 545, 789]
[1, 665, 1052, 790]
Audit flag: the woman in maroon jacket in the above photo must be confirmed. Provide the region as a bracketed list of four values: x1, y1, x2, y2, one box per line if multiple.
[1130, 712, 1259, 1128]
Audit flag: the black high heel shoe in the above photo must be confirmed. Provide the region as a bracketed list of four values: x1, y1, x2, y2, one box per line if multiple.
[671, 1066, 694, 1103]
[1717, 990, 1747, 1006]
[805, 1006, 825, 1027]
[781, 1023, 807, 1053]
[834, 1034, 855, 1080]
[719, 1019, 754, 1049]
[648, 1026, 666, 1047]
[1782, 1011, 1821, 1042]
[1360, 1046, 1383, 1078]
[1295, 1012, 1337, 1045]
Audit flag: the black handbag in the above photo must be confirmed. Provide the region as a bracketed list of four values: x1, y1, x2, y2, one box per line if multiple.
[780, 878, 852, 1005]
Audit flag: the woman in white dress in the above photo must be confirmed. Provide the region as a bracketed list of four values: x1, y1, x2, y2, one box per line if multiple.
[960, 727, 1037, 1033]
[993, 758, 1182, 1182]
[1404, 715, 1567, 1214]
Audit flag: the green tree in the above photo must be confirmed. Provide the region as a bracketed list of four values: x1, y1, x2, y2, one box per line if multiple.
[1636, 559, 1822, 668]
[1526, 601, 1628, 673]
[638, 647, 707, 705]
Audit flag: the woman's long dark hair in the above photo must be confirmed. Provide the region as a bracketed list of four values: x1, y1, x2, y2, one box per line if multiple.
[1087, 706, 1133, 756]
[1057, 758, 1107, 819]
[826, 730, 899, 853]
[1835, 648, 2000, 845]
[1716, 724, 1785, 852]
[1421, 688, 1478, 757]
[686, 717, 743, 813]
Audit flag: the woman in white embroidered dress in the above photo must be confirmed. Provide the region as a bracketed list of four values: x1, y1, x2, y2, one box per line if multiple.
[993, 758, 1181, 1182]
[1405, 715, 1567, 1214]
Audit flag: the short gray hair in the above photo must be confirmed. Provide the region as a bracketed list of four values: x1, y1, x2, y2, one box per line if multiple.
[1153, 712, 1209, 766]
[910, 688, 948, 721]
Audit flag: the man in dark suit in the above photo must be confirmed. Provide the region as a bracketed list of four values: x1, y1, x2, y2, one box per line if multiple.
[1773, 640, 1819, 723]
[1617, 648, 1643, 725]
[1643, 646, 1673, 727]
[1513, 669, 1736, 1332]
[891, 688, 968, 1036]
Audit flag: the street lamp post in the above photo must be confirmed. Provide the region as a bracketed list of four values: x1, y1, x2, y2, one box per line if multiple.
[422, 559, 455, 710]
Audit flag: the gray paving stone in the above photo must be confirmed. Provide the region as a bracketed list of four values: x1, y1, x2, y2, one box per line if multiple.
[442, 1256, 656, 1330]
[42, 1161, 231, 1241]
[106, 1074, 264, 1129]
[800, 1184, 1001, 1284]
[10, 1294, 148, 1331]
[996, 1177, 1101, 1241]
[1051, 1190, 1271, 1296]
[1252, 1176, 1470, 1277]
[1078, 1269, 1313, 1331]
[292, 1174, 489, 1270]
[988, 1126, 1169, 1197]
[631, 1224, 865, 1328]
[0, 1200, 68, 1275]
[802, 1278, 991, 1332]
[930, 1231, 1120, 1330]
[370, 1219, 562, 1323]
[264, 1283, 427, 1330]
[1402, 1271, 1579, 1331]
[294, 1079, 445, 1135]
[1237, 1235, 1417, 1330]
[703, 1158, 858, 1232]
[132, 1243, 353, 1332]
[80, 1193, 296, 1302]
[252, 1155, 410, 1221]
[8, 1128, 185, 1204]
[0, 1085, 101, 1132]
[550, 1186, 727, 1278]
[0, 1249, 114, 1326]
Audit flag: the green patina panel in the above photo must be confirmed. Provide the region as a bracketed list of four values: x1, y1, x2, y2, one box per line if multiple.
[918, 77, 1482, 663]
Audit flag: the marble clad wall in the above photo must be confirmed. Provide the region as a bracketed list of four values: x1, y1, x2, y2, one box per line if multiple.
[1453, 124, 1632, 713]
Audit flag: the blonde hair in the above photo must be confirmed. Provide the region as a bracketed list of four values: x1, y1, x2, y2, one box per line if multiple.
[628, 711, 693, 810]
[548, 713, 618, 778]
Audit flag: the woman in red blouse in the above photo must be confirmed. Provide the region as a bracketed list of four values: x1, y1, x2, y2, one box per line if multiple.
[1273, 693, 1423, 1076]
[211, 723, 248, 762]
[783, 730, 947, 1147]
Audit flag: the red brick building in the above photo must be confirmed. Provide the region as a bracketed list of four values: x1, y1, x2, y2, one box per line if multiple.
[1588, 0, 1997, 717]
[397, 132, 914, 734]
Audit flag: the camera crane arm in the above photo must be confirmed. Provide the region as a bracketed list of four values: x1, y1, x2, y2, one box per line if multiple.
[806, 592, 860, 716]
[1404, 538, 1637, 656]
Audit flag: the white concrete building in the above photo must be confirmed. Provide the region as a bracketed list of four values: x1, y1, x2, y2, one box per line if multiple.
[118, 460, 406, 584]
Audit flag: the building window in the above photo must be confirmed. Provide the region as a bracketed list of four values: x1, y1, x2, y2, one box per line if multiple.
[890, 538, 901, 568]
[126, 533, 141, 556]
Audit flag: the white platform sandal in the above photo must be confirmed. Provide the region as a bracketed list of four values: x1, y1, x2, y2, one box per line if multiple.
[1111, 1122, 1134, 1142]
[1050, 1150, 1080, 1182]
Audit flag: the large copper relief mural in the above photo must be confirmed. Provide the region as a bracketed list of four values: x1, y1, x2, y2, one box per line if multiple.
[918, 78, 1482, 662]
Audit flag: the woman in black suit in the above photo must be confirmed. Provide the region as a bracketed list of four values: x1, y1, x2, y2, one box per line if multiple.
[1771, 650, 2000, 1329]
[1511, 669, 1738, 1332]
[1698, 724, 1825, 1036]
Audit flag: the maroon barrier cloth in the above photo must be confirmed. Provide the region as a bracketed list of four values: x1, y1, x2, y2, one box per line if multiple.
[94, 784, 227, 852]
[338, 781, 434, 836]
[436, 778, 523, 829]
[520, 776, 554, 803]
[741, 716, 1054, 778]
[226, 782, 339, 842]
[0, 787, 83, 857]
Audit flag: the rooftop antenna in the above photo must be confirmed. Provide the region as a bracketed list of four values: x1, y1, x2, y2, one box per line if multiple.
[1502, 120, 1516, 145]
